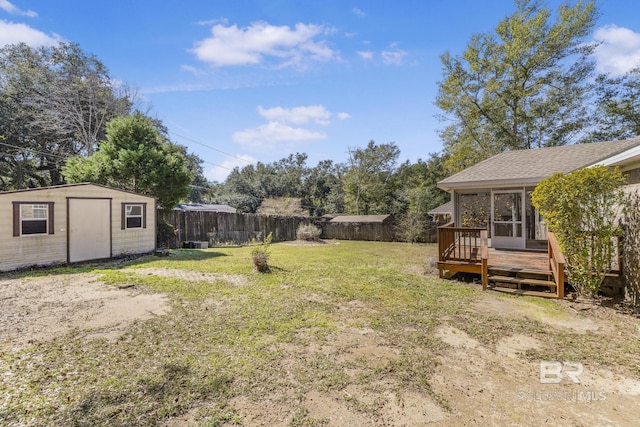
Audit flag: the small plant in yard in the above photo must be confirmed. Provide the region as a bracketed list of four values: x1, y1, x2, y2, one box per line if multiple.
[251, 232, 273, 272]
[207, 229, 217, 247]
[296, 223, 322, 241]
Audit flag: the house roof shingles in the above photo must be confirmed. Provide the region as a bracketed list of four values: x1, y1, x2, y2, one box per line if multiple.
[428, 200, 453, 215]
[438, 137, 640, 189]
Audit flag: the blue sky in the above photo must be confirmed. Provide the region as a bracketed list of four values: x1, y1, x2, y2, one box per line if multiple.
[2, 1, 640, 182]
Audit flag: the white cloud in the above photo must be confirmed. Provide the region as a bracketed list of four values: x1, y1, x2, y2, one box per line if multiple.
[205, 154, 255, 182]
[593, 25, 640, 76]
[257, 105, 332, 125]
[190, 21, 339, 68]
[381, 48, 408, 66]
[352, 8, 366, 17]
[0, 0, 36, 17]
[233, 104, 347, 150]
[0, 20, 60, 47]
[233, 121, 326, 147]
[357, 50, 374, 60]
[195, 17, 228, 27]
[180, 64, 207, 77]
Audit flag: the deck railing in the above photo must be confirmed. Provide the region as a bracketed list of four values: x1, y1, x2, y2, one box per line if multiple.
[547, 232, 624, 299]
[547, 231, 566, 299]
[437, 222, 486, 263]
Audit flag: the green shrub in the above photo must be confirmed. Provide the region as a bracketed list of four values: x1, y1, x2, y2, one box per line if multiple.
[396, 213, 429, 243]
[296, 223, 322, 241]
[157, 220, 176, 248]
[532, 166, 625, 297]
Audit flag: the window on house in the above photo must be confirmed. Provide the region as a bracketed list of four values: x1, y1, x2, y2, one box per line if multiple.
[122, 203, 146, 229]
[13, 202, 54, 236]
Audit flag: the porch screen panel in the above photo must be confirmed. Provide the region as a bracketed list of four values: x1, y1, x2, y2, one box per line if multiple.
[459, 192, 490, 232]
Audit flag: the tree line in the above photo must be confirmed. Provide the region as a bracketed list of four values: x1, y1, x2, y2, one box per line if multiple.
[207, 144, 449, 218]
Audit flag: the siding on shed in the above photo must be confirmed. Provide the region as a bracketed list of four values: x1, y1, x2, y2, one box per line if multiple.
[0, 184, 156, 271]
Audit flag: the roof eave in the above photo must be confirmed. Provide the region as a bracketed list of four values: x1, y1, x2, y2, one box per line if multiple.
[587, 144, 640, 168]
[438, 177, 544, 191]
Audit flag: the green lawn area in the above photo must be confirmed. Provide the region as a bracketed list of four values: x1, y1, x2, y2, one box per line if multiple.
[1, 241, 639, 426]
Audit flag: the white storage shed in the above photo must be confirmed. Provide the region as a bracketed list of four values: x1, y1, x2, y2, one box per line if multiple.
[0, 183, 156, 271]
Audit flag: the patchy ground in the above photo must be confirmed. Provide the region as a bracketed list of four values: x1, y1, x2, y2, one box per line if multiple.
[431, 294, 640, 426]
[1, 259, 640, 426]
[0, 273, 170, 349]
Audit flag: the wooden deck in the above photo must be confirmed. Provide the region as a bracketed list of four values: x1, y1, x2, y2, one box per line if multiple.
[437, 246, 551, 275]
[437, 223, 566, 299]
[438, 247, 560, 298]
[437, 223, 623, 299]
[487, 248, 549, 273]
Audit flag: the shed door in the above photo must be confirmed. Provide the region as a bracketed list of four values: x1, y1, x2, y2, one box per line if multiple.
[68, 198, 111, 263]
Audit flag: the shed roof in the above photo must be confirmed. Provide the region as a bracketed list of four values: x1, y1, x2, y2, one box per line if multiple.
[0, 182, 155, 199]
[329, 214, 391, 223]
[427, 200, 453, 215]
[438, 137, 640, 190]
[175, 203, 237, 213]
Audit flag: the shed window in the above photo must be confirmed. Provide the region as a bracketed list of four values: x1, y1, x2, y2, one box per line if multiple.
[13, 202, 55, 236]
[122, 203, 146, 229]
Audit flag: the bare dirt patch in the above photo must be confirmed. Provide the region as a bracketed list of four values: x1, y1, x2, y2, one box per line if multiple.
[472, 292, 603, 333]
[0, 273, 170, 350]
[431, 323, 640, 426]
[128, 267, 248, 286]
[280, 239, 333, 246]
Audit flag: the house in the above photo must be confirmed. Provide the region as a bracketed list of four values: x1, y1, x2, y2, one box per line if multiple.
[0, 183, 156, 272]
[438, 137, 640, 251]
[435, 137, 640, 298]
[427, 200, 453, 225]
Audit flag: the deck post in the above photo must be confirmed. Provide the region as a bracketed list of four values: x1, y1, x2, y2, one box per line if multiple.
[548, 232, 566, 299]
[480, 230, 488, 290]
[557, 261, 564, 299]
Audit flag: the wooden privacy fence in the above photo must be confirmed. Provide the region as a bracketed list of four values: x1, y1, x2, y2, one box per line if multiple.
[157, 209, 438, 248]
[157, 209, 319, 248]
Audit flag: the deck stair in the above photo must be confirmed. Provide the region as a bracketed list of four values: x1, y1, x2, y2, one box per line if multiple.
[487, 267, 558, 298]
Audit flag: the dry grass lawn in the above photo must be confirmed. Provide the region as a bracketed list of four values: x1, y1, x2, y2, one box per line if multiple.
[1, 241, 639, 426]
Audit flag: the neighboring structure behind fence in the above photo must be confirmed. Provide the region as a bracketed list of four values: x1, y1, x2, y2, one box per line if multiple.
[320, 215, 396, 242]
